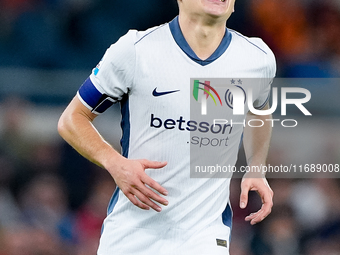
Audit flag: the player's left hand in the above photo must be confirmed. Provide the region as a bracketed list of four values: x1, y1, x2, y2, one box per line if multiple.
[239, 172, 273, 225]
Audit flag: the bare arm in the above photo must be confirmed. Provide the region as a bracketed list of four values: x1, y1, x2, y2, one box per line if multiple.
[239, 103, 274, 225]
[58, 96, 168, 212]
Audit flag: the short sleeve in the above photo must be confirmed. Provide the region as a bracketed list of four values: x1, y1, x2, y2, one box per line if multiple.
[77, 30, 136, 114]
[253, 42, 276, 110]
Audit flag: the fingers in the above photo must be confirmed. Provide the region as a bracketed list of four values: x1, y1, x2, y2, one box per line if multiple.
[142, 174, 168, 196]
[118, 159, 169, 212]
[138, 176, 169, 205]
[256, 181, 274, 223]
[123, 180, 168, 212]
[240, 178, 273, 225]
[255, 186, 273, 223]
[239, 180, 249, 209]
[139, 159, 167, 169]
[139, 159, 168, 196]
[126, 193, 150, 211]
[245, 197, 272, 225]
[132, 189, 163, 212]
[246, 196, 272, 225]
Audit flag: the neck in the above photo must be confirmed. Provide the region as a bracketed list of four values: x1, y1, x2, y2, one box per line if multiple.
[178, 13, 227, 60]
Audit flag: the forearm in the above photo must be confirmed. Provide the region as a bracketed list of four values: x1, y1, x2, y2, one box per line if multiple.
[58, 96, 168, 211]
[58, 96, 124, 171]
[243, 111, 272, 168]
[240, 107, 274, 223]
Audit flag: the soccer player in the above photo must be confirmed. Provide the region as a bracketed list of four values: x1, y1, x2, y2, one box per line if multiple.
[58, 0, 275, 254]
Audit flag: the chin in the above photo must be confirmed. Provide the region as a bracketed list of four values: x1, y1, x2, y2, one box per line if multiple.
[202, 1, 233, 19]
[205, 10, 232, 21]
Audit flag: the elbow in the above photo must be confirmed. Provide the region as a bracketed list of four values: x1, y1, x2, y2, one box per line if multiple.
[57, 112, 69, 139]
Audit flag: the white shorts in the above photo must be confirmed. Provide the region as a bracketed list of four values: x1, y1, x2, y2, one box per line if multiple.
[97, 215, 231, 255]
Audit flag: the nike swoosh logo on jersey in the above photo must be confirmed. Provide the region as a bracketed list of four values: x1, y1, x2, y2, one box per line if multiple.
[152, 88, 180, 97]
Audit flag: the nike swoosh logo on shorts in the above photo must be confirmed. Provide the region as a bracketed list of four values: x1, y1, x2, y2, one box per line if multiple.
[152, 88, 180, 97]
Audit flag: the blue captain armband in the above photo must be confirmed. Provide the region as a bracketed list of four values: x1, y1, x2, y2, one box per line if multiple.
[78, 77, 116, 114]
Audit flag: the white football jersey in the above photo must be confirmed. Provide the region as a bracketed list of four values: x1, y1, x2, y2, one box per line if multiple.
[78, 16, 276, 255]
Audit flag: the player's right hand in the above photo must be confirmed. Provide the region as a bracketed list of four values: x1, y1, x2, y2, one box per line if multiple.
[108, 159, 168, 212]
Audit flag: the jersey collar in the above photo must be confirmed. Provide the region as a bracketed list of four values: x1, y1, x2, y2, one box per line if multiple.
[169, 16, 232, 66]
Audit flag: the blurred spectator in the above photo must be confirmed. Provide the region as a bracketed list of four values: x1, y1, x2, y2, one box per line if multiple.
[0, 224, 67, 255]
[28, 142, 62, 174]
[1, 225, 34, 255]
[73, 174, 115, 255]
[250, 0, 312, 62]
[1, 0, 339, 76]
[265, 205, 299, 255]
[0, 0, 178, 69]
[0, 97, 33, 164]
[305, 239, 340, 255]
[0, 154, 22, 228]
[249, 0, 340, 77]
[18, 174, 70, 233]
[290, 180, 329, 231]
[309, 1, 340, 76]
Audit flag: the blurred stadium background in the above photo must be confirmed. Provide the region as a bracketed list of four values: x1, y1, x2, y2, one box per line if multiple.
[0, 0, 340, 254]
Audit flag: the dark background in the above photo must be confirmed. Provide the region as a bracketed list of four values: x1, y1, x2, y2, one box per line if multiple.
[0, 1, 340, 254]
